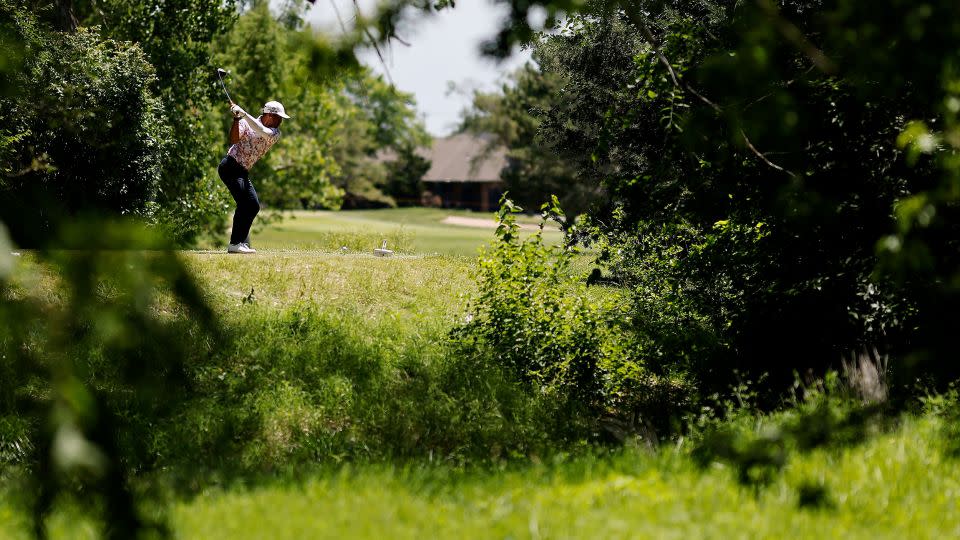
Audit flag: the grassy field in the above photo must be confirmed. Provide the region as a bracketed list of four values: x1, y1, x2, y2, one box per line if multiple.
[3, 210, 960, 539]
[4, 415, 959, 539]
[249, 208, 562, 257]
[174, 415, 960, 540]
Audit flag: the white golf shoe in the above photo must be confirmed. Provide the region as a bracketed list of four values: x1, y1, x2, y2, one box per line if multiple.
[227, 243, 256, 254]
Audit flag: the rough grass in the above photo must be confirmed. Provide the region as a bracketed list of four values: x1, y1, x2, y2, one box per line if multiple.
[168, 415, 960, 539]
[184, 250, 474, 326]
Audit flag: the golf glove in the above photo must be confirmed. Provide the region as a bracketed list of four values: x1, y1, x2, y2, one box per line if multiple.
[231, 104, 245, 118]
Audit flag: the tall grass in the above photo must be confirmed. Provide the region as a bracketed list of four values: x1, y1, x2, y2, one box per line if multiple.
[0, 252, 576, 478]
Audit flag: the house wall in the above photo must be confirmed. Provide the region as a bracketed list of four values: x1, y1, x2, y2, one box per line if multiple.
[424, 181, 504, 212]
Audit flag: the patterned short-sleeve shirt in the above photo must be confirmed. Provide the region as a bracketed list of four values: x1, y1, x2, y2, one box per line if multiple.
[227, 118, 280, 170]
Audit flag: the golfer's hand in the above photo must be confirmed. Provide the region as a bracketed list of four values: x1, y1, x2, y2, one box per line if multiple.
[230, 104, 244, 118]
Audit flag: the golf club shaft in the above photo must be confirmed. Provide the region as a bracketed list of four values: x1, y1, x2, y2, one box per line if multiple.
[218, 75, 233, 105]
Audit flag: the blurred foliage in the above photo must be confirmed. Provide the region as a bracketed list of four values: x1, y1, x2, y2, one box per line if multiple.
[690, 373, 892, 491]
[0, 221, 218, 538]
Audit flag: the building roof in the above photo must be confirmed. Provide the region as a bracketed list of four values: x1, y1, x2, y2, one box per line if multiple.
[422, 133, 508, 183]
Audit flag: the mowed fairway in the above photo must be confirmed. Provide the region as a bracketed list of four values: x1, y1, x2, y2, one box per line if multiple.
[252, 208, 562, 257]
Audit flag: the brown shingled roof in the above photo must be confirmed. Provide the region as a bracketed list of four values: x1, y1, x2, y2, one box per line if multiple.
[422, 133, 508, 183]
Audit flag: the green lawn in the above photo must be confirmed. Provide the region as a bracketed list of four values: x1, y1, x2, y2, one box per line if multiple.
[251, 208, 562, 257]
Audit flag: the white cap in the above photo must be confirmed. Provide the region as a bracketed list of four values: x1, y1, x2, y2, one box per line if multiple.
[262, 100, 290, 119]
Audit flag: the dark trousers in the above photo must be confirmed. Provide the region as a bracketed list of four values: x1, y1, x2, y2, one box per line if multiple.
[218, 156, 261, 245]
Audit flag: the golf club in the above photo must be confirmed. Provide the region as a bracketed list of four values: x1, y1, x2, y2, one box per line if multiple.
[216, 68, 233, 105]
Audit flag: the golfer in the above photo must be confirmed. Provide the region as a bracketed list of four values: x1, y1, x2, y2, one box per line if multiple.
[218, 100, 290, 254]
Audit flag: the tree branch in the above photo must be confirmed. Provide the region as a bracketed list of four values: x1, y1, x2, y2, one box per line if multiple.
[57, 0, 78, 32]
[626, 9, 796, 177]
[627, 11, 721, 113]
[740, 128, 796, 178]
[353, 0, 396, 86]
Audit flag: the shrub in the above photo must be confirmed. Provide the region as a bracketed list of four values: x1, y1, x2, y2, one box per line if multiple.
[0, 13, 169, 246]
[454, 196, 695, 436]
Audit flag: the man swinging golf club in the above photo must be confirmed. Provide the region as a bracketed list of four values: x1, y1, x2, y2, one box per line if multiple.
[218, 98, 290, 254]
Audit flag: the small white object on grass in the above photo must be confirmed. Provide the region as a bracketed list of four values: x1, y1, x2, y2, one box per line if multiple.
[373, 240, 393, 257]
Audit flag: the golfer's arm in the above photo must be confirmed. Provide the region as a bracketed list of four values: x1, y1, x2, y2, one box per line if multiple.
[229, 118, 240, 145]
[241, 111, 275, 138]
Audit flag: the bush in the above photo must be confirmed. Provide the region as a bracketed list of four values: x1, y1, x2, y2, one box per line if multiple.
[454, 197, 695, 436]
[0, 14, 168, 246]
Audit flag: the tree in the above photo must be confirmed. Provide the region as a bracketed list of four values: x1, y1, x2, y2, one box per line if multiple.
[460, 62, 596, 216]
[0, 5, 168, 246]
[8, 0, 242, 245]
[523, 1, 957, 395]
[331, 68, 431, 208]
[62, 0, 241, 245]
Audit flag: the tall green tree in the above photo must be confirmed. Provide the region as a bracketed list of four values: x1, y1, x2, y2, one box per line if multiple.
[332, 69, 431, 208]
[62, 0, 241, 245]
[8, 0, 241, 245]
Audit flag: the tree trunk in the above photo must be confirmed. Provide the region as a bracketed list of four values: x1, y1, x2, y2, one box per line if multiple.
[57, 0, 78, 32]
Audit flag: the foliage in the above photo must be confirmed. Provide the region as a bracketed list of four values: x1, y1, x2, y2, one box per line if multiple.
[333, 70, 432, 208]
[382, 147, 430, 205]
[0, 1, 25, 97]
[0, 8, 168, 247]
[65, 0, 241, 245]
[0, 221, 218, 538]
[508, 2, 955, 398]
[454, 197, 694, 433]
[690, 374, 892, 489]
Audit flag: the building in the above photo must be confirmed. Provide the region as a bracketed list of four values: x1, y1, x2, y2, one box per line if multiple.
[420, 133, 507, 212]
